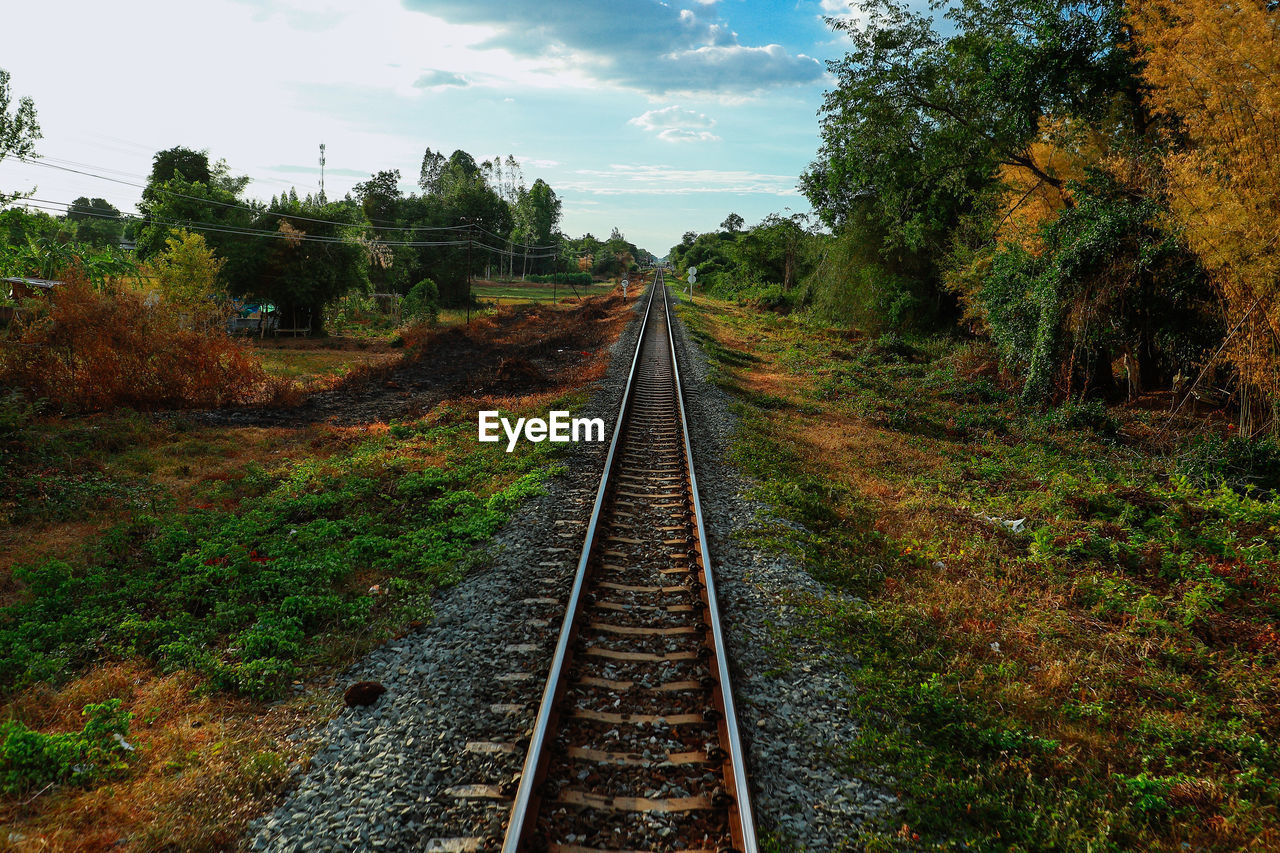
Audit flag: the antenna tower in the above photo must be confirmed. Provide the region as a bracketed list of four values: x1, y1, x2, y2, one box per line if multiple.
[318, 143, 326, 202]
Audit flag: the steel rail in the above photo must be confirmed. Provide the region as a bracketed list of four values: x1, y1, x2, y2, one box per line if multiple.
[500, 270, 758, 851]
[661, 279, 759, 852]
[501, 276, 661, 853]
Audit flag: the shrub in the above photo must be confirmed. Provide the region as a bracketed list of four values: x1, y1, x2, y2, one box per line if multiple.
[1175, 433, 1280, 495]
[0, 273, 269, 413]
[0, 700, 134, 794]
[525, 273, 593, 286]
[402, 277, 439, 324]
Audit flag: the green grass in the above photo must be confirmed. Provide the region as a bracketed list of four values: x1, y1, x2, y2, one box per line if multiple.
[252, 345, 395, 385]
[472, 281, 612, 304]
[0, 396, 579, 700]
[678, 298, 1280, 851]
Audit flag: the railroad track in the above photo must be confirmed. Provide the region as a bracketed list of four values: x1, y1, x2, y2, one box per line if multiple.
[501, 271, 757, 853]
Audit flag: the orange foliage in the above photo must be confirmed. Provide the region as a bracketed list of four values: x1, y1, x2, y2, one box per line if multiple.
[1133, 0, 1280, 430]
[994, 120, 1106, 247]
[0, 269, 274, 413]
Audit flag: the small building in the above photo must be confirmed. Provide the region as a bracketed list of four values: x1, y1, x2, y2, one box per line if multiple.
[2, 276, 61, 301]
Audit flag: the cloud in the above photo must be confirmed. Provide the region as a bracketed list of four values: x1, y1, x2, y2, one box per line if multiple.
[267, 164, 370, 177]
[558, 164, 800, 196]
[399, 0, 823, 95]
[629, 106, 720, 142]
[818, 0, 867, 26]
[413, 69, 470, 88]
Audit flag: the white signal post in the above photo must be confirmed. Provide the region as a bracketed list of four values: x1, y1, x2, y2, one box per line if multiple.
[687, 265, 697, 301]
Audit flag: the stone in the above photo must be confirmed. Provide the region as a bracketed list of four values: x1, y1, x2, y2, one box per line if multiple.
[344, 681, 388, 707]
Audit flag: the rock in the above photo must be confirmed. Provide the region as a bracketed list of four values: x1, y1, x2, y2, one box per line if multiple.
[344, 681, 387, 707]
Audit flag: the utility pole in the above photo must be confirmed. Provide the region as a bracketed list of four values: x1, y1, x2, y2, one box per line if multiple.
[318, 143, 326, 203]
[465, 220, 474, 324]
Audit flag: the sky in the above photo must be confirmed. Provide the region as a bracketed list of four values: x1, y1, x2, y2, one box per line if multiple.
[0, 0, 864, 256]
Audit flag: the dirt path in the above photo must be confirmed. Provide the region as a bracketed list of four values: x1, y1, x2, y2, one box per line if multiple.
[199, 293, 631, 427]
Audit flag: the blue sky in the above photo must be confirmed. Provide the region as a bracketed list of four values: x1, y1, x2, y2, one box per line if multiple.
[0, 0, 864, 255]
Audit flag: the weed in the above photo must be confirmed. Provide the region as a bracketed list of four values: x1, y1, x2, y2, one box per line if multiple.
[0, 699, 133, 794]
[679, 295, 1280, 851]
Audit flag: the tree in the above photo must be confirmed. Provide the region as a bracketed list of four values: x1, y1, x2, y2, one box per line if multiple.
[803, 0, 1137, 251]
[0, 68, 41, 204]
[67, 197, 123, 247]
[513, 179, 562, 275]
[148, 229, 227, 328]
[720, 213, 744, 234]
[354, 169, 403, 230]
[419, 147, 446, 196]
[149, 146, 212, 185]
[1134, 0, 1280, 432]
[244, 196, 369, 334]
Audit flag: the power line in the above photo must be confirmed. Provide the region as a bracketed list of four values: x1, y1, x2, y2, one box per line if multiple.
[16, 156, 468, 235]
[16, 198, 472, 247]
[18, 156, 570, 253]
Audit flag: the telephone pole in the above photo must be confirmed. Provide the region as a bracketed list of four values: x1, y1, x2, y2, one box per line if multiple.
[318, 143, 326, 203]
[465, 220, 474, 323]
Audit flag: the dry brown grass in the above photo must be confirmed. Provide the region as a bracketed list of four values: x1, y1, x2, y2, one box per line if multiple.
[0, 284, 641, 850]
[687, 296, 1280, 849]
[2, 662, 327, 852]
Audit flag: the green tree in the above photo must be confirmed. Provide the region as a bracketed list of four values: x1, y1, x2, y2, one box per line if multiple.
[803, 0, 1137, 254]
[512, 179, 562, 276]
[148, 146, 211, 185]
[0, 68, 40, 204]
[244, 195, 369, 334]
[148, 229, 227, 328]
[67, 197, 123, 247]
[354, 169, 403, 229]
[418, 147, 447, 195]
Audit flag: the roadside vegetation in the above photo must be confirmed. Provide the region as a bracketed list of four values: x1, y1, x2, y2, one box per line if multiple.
[0, 287, 631, 847]
[666, 0, 1279, 849]
[0, 64, 651, 848]
[682, 296, 1279, 850]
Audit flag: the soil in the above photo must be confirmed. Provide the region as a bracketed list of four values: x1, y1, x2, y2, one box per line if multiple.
[199, 292, 632, 427]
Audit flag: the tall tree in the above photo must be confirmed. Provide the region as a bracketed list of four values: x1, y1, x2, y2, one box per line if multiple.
[720, 213, 744, 234]
[353, 169, 403, 229]
[419, 147, 446, 195]
[149, 146, 212, 185]
[1134, 0, 1280, 431]
[803, 0, 1136, 250]
[0, 68, 40, 204]
[67, 197, 124, 247]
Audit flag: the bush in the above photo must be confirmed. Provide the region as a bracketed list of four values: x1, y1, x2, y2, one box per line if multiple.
[525, 273, 593, 286]
[0, 700, 134, 794]
[0, 274, 270, 413]
[1175, 433, 1280, 496]
[402, 278, 439, 324]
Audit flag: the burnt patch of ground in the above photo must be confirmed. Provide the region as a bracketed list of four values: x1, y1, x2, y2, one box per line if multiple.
[202, 293, 631, 427]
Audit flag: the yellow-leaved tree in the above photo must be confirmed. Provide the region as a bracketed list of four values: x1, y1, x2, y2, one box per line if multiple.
[148, 229, 227, 330]
[1133, 0, 1280, 432]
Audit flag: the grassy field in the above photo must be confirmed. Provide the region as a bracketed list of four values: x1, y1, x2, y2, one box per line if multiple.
[0, 295, 630, 849]
[251, 342, 398, 387]
[678, 296, 1280, 852]
[472, 278, 615, 306]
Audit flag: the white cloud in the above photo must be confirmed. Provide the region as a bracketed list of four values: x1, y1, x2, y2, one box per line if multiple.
[629, 107, 720, 143]
[402, 0, 824, 95]
[560, 164, 799, 196]
[818, 0, 867, 25]
[413, 69, 470, 88]
[657, 129, 720, 142]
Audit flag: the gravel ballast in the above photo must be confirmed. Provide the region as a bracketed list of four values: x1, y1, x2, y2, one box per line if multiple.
[245, 285, 894, 852]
